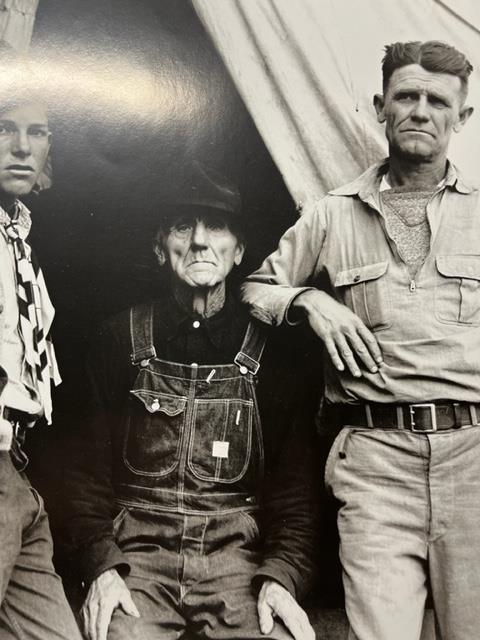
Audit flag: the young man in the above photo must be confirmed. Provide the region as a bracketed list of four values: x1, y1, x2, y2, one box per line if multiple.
[0, 77, 81, 637]
[242, 40, 480, 640]
[67, 164, 319, 640]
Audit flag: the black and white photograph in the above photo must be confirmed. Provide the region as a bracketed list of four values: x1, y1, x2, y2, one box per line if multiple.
[0, 1, 479, 639]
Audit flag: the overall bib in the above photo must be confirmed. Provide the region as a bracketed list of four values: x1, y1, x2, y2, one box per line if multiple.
[108, 305, 292, 640]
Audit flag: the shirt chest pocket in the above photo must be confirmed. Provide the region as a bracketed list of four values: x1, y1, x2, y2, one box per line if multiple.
[123, 390, 187, 476]
[334, 261, 391, 331]
[435, 255, 480, 325]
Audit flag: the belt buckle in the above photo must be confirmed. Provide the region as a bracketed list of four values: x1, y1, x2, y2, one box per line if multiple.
[409, 403, 437, 433]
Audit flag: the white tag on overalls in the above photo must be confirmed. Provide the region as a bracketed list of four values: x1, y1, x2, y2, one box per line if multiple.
[0, 418, 13, 451]
[212, 441, 229, 459]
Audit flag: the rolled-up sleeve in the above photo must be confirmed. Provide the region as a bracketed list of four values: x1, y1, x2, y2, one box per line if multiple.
[241, 199, 328, 326]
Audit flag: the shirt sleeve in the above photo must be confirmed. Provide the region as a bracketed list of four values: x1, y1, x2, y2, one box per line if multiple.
[241, 199, 328, 326]
[252, 326, 322, 601]
[64, 319, 131, 586]
[253, 396, 319, 601]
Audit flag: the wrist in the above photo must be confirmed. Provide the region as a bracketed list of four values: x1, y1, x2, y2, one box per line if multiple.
[292, 289, 324, 315]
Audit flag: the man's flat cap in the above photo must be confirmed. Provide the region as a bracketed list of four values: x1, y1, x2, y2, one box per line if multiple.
[175, 161, 241, 216]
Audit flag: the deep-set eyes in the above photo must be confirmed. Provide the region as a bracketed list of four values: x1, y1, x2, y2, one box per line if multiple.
[170, 220, 227, 234]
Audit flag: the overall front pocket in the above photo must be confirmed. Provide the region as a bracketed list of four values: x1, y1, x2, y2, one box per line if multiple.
[435, 255, 480, 325]
[334, 261, 391, 331]
[188, 398, 253, 483]
[123, 390, 187, 476]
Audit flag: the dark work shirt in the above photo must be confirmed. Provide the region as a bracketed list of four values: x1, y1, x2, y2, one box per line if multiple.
[65, 291, 321, 600]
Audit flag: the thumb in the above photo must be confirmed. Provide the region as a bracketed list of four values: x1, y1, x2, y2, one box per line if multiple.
[119, 591, 140, 618]
[257, 595, 274, 635]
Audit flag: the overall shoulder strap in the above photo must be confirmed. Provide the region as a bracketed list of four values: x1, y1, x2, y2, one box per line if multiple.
[130, 304, 157, 365]
[234, 320, 268, 375]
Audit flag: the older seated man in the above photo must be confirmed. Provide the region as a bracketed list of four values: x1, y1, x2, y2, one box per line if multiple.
[66, 163, 319, 640]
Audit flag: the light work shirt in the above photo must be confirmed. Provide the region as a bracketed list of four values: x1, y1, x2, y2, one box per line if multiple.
[242, 160, 480, 404]
[0, 224, 42, 414]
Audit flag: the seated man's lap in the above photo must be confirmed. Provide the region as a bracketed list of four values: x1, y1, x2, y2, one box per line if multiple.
[108, 509, 293, 640]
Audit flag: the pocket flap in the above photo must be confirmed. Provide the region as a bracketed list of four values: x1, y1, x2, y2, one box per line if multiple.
[130, 390, 187, 416]
[436, 255, 480, 280]
[335, 261, 389, 287]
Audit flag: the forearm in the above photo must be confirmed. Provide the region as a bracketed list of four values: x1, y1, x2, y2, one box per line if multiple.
[242, 202, 326, 326]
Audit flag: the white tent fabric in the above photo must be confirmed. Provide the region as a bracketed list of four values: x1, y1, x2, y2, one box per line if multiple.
[0, 0, 39, 52]
[193, 0, 480, 210]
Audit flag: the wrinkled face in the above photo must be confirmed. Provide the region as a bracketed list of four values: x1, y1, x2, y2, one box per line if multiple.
[160, 212, 244, 289]
[0, 102, 50, 206]
[374, 64, 471, 163]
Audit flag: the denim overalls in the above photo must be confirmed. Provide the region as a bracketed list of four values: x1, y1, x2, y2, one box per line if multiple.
[107, 305, 285, 639]
[113, 304, 266, 515]
[108, 305, 290, 640]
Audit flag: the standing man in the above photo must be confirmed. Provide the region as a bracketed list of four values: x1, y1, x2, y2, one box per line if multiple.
[243, 40, 479, 640]
[0, 67, 82, 638]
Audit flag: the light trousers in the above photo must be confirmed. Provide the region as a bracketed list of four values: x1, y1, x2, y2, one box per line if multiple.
[325, 424, 480, 640]
[0, 452, 81, 640]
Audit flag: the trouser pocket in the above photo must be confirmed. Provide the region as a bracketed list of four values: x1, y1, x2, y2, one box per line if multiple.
[324, 427, 354, 494]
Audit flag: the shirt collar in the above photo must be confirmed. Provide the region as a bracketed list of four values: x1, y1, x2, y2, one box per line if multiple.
[329, 158, 474, 202]
[157, 290, 241, 350]
[0, 200, 32, 239]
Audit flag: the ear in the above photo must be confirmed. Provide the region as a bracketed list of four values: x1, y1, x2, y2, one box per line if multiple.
[153, 244, 166, 267]
[454, 105, 474, 133]
[374, 94, 386, 123]
[234, 243, 245, 266]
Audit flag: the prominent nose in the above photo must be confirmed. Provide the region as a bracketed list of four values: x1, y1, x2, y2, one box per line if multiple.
[191, 220, 209, 248]
[411, 95, 430, 121]
[11, 129, 31, 157]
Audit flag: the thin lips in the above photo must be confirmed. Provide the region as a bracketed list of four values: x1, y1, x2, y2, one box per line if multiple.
[6, 164, 34, 171]
[401, 129, 433, 136]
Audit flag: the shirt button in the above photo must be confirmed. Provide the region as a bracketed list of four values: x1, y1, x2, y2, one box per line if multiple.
[151, 400, 160, 411]
[353, 274, 361, 283]
[239, 366, 248, 375]
[140, 359, 150, 367]
[192, 320, 200, 329]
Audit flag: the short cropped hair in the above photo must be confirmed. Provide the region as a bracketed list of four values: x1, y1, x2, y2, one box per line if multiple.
[382, 41, 473, 98]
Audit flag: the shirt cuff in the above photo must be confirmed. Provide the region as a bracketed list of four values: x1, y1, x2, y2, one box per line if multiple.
[252, 558, 301, 599]
[80, 538, 130, 586]
[284, 287, 317, 326]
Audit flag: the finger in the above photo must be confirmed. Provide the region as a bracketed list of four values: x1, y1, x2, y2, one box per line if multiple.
[119, 591, 140, 618]
[334, 334, 362, 377]
[356, 323, 383, 364]
[323, 336, 345, 372]
[348, 332, 378, 373]
[95, 602, 115, 640]
[80, 604, 91, 640]
[276, 603, 314, 640]
[257, 594, 275, 634]
[85, 602, 99, 640]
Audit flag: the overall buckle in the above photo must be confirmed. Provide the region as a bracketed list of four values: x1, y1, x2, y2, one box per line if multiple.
[409, 403, 437, 432]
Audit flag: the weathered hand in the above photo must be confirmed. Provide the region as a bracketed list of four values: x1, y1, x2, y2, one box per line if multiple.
[293, 289, 382, 378]
[81, 568, 139, 640]
[257, 580, 315, 640]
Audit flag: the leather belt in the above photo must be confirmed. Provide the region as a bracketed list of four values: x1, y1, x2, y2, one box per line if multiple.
[2, 407, 36, 427]
[336, 402, 480, 433]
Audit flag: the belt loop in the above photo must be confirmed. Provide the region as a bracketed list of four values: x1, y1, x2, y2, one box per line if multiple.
[469, 404, 479, 426]
[365, 404, 374, 428]
[452, 402, 463, 428]
[396, 406, 405, 429]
